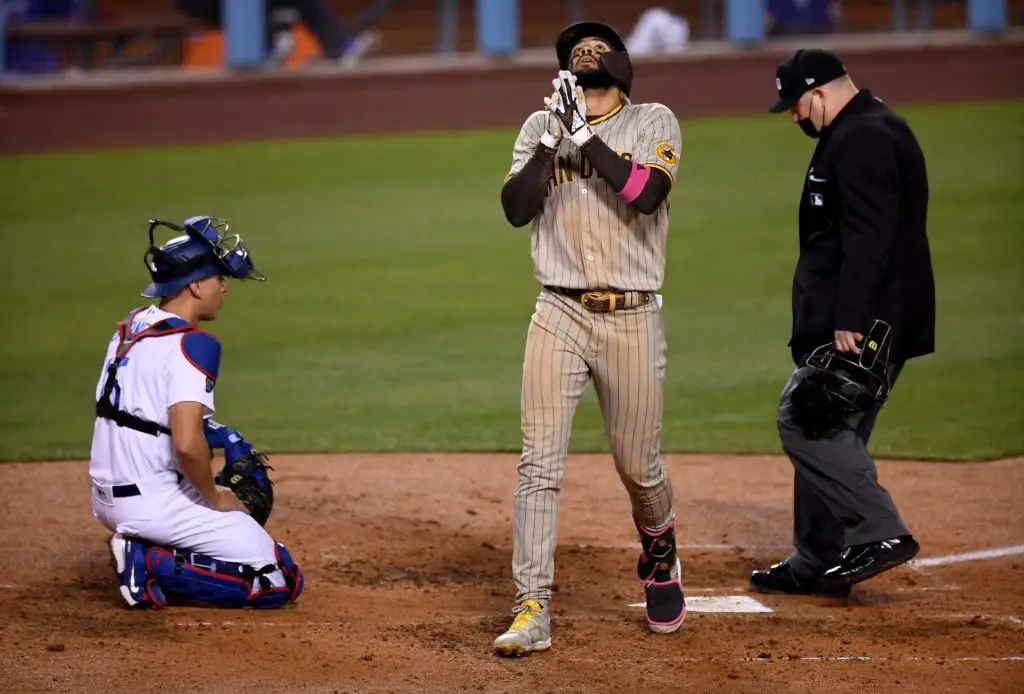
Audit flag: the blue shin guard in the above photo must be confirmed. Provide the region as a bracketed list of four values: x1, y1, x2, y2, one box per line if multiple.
[145, 542, 303, 609]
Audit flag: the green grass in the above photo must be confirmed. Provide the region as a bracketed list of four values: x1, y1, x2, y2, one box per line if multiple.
[1, 99, 1021, 461]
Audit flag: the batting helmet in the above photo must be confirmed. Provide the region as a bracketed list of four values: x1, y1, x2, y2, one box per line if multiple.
[141, 215, 265, 298]
[555, 20, 633, 97]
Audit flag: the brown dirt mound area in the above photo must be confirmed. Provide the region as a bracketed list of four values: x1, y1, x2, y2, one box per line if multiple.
[1, 453, 1022, 693]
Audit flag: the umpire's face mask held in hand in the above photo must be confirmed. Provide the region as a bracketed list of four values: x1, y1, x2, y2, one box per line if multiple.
[794, 89, 828, 139]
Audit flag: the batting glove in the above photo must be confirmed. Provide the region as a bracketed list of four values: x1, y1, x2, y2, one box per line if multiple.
[544, 71, 593, 148]
[540, 117, 562, 149]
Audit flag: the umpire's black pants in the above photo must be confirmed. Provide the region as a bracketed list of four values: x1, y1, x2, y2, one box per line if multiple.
[777, 363, 911, 580]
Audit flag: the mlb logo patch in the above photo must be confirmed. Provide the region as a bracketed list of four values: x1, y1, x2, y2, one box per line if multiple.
[810, 193, 824, 207]
[206, 377, 215, 393]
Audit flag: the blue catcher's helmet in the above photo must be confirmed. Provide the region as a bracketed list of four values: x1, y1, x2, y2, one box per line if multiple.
[141, 215, 265, 298]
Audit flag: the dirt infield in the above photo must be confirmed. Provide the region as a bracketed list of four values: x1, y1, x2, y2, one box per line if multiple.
[0, 453, 1021, 693]
[1, 37, 1023, 154]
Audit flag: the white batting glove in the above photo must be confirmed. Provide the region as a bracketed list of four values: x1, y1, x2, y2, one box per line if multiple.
[543, 71, 593, 147]
[540, 109, 562, 149]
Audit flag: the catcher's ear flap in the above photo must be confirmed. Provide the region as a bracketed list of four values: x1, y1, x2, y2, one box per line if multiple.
[599, 52, 633, 97]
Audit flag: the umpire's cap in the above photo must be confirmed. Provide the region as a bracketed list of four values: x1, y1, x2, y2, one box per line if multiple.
[768, 49, 847, 113]
[555, 20, 633, 96]
[141, 215, 265, 298]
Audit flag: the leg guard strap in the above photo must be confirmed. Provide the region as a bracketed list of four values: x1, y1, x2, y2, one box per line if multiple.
[145, 542, 303, 609]
[635, 516, 679, 583]
[250, 543, 304, 609]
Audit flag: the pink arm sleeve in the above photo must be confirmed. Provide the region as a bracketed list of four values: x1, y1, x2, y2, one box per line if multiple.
[617, 161, 652, 203]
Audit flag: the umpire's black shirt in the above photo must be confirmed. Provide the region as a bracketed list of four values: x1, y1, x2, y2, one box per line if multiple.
[789, 89, 936, 365]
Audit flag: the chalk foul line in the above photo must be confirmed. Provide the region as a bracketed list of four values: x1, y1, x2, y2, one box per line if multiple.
[909, 545, 1024, 568]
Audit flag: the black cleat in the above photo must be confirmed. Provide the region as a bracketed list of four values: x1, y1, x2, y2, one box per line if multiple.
[749, 560, 851, 597]
[635, 517, 686, 634]
[821, 535, 920, 590]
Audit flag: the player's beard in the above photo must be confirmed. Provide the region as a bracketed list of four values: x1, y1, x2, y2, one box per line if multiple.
[573, 67, 618, 91]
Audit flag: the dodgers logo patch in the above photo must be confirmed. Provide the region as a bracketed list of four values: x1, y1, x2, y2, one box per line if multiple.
[655, 143, 678, 166]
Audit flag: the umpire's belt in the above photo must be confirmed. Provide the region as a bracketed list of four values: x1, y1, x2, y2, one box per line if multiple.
[544, 286, 654, 313]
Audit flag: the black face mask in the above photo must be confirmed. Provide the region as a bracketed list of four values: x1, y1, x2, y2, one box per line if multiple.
[797, 91, 826, 139]
[797, 117, 821, 139]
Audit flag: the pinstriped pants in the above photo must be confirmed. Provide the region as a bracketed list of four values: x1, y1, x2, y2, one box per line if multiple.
[512, 289, 676, 604]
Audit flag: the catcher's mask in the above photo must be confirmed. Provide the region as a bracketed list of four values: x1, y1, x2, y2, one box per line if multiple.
[555, 20, 633, 97]
[141, 215, 265, 298]
[802, 319, 895, 414]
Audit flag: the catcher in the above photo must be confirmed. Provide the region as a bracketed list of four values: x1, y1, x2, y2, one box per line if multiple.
[90, 215, 303, 610]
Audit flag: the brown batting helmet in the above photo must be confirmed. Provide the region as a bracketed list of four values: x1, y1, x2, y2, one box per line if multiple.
[555, 21, 633, 97]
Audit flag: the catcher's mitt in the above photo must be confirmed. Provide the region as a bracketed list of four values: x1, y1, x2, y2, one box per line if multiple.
[215, 449, 274, 526]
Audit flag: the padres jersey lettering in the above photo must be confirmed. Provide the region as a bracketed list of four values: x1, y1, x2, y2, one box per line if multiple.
[507, 102, 682, 291]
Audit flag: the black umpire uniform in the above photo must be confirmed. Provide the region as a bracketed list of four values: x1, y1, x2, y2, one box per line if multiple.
[750, 49, 936, 596]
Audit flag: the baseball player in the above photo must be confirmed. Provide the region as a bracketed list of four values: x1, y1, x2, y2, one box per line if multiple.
[90, 215, 303, 610]
[494, 21, 685, 657]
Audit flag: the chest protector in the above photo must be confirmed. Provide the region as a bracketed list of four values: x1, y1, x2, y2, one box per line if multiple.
[95, 308, 195, 437]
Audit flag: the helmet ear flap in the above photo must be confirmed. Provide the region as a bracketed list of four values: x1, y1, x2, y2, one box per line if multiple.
[143, 219, 188, 274]
[598, 52, 633, 96]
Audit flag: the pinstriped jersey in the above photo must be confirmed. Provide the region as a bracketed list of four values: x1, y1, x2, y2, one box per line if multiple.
[506, 101, 682, 291]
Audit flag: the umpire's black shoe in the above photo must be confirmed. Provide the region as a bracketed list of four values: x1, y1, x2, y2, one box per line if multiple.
[749, 560, 851, 597]
[821, 535, 920, 590]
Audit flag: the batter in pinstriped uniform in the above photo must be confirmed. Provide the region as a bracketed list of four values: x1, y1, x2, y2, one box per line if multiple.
[493, 21, 686, 657]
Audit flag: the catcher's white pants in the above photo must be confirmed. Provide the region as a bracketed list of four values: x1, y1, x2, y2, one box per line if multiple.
[91, 468, 288, 589]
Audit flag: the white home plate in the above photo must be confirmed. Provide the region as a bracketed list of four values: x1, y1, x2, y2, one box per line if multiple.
[629, 595, 773, 613]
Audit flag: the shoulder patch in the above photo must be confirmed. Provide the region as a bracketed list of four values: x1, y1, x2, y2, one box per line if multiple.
[655, 142, 679, 166]
[181, 331, 222, 384]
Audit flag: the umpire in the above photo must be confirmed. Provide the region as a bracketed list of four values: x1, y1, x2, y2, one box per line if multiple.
[750, 49, 936, 596]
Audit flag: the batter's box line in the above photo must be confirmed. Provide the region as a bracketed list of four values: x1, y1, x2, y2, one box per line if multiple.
[905, 544, 1024, 592]
[908, 544, 1024, 569]
[568, 542, 792, 551]
[945, 613, 1024, 630]
[742, 655, 1024, 663]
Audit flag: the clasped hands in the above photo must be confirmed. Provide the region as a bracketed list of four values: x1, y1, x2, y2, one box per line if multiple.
[541, 71, 594, 149]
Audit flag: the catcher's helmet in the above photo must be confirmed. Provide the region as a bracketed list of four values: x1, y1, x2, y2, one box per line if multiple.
[141, 215, 265, 298]
[555, 20, 633, 97]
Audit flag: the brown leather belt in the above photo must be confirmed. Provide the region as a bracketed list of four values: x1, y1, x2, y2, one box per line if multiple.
[544, 286, 654, 313]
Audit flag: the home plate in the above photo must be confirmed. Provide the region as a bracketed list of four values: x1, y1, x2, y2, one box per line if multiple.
[629, 595, 773, 613]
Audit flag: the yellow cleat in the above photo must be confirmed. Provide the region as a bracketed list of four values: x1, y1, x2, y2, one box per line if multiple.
[493, 599, 552, 657]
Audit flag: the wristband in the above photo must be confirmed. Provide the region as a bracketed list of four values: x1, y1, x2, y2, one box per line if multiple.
[540, 131, 560, 149]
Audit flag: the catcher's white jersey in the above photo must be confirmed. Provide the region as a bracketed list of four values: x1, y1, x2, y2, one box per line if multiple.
[89, 305, 280, 572]
[506, 101, 683, 291]
[89, 305, 216, 487]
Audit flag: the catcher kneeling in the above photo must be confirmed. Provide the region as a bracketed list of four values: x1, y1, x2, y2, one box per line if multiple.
[89, 215, 303, 610]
